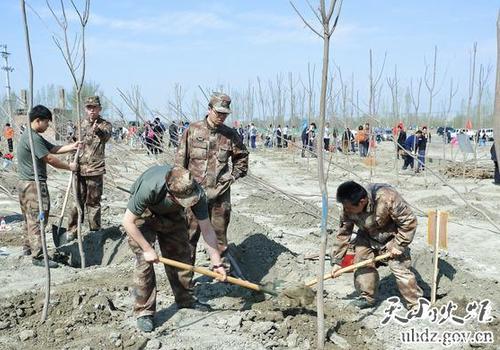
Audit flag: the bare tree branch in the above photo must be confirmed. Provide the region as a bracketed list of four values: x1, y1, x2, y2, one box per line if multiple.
[305, 0, 323, 26]
[329, 0, 343, 36]
[290, 1, 324, 38]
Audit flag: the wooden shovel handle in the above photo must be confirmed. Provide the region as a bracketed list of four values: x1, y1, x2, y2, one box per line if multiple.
[56, 149, 80, 228]
[158, 257, 276, 296]
[305, 252, 392, 287]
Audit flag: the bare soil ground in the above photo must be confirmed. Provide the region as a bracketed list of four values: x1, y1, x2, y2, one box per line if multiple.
[0, 139, 499, 349]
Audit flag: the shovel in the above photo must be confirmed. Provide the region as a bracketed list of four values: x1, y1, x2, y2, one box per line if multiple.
[304, 252, 392, 287]
[158, 256, 278, 296]
[52, 173, 75, 247]
[52, 150, 80, 248]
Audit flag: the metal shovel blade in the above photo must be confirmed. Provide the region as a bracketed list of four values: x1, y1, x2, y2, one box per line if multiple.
[51, 224, 68, 248]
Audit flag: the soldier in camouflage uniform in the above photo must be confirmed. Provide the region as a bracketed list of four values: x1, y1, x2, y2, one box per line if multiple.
[122, 165, 226, 332]
[67, 96, 112, 240]
[17, 105, 80, 267]
[175, 92, 249, 267]
[331, 181, 423, 309]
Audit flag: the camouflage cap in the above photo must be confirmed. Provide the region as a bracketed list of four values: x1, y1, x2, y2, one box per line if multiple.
[209, 92, 231, 114]
[166, 166, 202, 208]
[85, 96, 101, 107]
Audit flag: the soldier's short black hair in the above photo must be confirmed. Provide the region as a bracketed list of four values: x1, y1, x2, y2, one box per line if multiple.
[29, 105, 52, 122]
[336, 181, 367, 205]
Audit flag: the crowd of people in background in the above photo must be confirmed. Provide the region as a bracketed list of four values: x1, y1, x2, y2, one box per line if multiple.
[2, 114, 497, 181]
[101, 119, 493, 180]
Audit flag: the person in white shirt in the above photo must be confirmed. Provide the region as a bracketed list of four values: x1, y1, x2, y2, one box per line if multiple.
[324, 122, 331, 151]
[249, 123, 257, 149]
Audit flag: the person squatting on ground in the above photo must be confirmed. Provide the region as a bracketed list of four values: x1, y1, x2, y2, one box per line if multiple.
[67, 96, 112, 241]
[330, 181, 423, 309]
[122, 165, 227, 333]
[17, 105, 80, 267]
[175, 92, 249, 271]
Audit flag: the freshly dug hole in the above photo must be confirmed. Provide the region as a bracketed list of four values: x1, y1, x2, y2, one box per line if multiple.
[56, 226, 130, 267]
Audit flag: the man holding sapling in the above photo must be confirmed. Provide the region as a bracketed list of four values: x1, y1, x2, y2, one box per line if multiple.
[122, 165, 226, 332]
[67, 96, 112, 241]
[17, 105, 81, 267]
[331, 181, 423, 310]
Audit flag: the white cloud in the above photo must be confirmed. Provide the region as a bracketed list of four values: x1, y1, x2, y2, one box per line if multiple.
[90, 11, 230, 36]
[85, 36, 162, 54]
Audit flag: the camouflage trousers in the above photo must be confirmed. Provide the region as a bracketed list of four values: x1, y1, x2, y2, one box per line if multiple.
[128, 212, 195, 317]
[186, 189, 231, 265]
[68, 175, 103, 234]
[18, 180, 50, 258]
[353, 233, 423, 306]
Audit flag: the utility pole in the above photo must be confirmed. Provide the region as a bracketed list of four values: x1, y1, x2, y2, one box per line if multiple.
[1, 44, 14, 124]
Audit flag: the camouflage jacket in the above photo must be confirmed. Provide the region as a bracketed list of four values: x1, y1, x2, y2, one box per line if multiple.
[78, 116, 112, 176]
[331, 183, 417, 264]
[175, 117, 249, 200]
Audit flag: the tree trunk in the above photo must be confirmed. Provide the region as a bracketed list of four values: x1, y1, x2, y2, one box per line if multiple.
[495, 12, 500, 165]
[20, 0, 51, 321]
[316, 29, 330, 350]
[74, 87, 86, 268]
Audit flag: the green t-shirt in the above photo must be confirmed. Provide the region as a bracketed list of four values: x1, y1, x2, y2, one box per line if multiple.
[127, 165, 209, 220]
[17, 130, 55, 181]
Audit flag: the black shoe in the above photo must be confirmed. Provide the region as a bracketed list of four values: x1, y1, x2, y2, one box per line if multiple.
[32, 258, 59, 268]
[137, 315, 154, 332]
[349, 297, 375, 309]
[178, 300, 212, 312]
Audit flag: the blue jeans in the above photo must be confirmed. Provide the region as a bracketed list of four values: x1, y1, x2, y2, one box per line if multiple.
[360, 142, 368, 157]
[250, 135, 256, 149]
[417, 150, 426, 171]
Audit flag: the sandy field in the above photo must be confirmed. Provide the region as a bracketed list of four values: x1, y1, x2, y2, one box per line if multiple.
[0, 137, 499, 350]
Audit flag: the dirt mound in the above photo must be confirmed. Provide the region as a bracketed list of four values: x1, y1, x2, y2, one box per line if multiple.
[239, 193, 320, 230]
[410, 248, 500, 304]
[0, 280, 149, 350]
[415, 194, 455, 208]
[448, 203, 499, 222]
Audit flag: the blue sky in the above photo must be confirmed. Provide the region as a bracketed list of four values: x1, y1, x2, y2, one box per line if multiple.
[0, 0, 498, 118]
